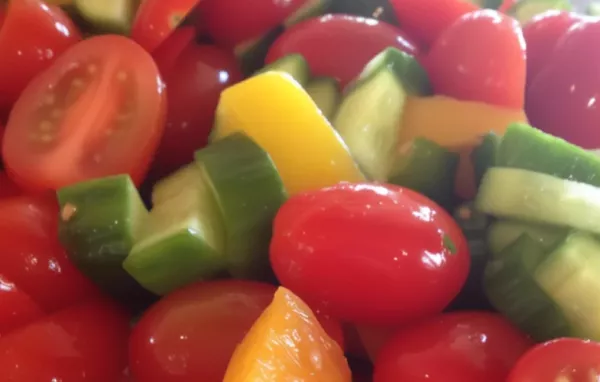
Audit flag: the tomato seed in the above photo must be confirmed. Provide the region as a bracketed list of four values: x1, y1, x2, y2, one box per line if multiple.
[39, 121, 53, 132]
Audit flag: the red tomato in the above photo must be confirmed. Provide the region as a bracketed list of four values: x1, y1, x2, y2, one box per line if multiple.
[389, 0, 478, 49]
[198, 0, 306, 48]
[508, 338, 600, 382]
[131, 0, 200, 53]
[3, 35, 167, 191]
[266, 14, 419, 88]
[374, 312, 533, 382]
[152, 26, 197, 77]
[0, 0, 81, 113]
[0, 171, 22, 198]
[0, 196, 99, 312]
[0, 298, 130, 381]
[0, 274, 43, 336]
[426, 9, 526, 109]
[523, 11, 585, 86]
[526, 18, 600, 148]
[270, 183, 470, 326]
[150, 43, 242, 178]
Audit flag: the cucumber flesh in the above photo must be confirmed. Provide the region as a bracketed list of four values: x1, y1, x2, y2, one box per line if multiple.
[333, 48, 431, 181]
[487, 220, 567, 257]
[509, 0, 572, 24]
[284, 0, 331, 27]
[257, 53, 311, 87]
[57, 175, 149, 301]
[476, 167, 600, 235]
[305, 77, 341, 120]
[74, 0, 135, 33]
[588, 2, 600, 15]
[388, 138, 459, 208]
[124, 164, 226, 295]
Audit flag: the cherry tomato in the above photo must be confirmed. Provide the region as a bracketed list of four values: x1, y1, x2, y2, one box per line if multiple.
[131, 0, 200, 53]
[266, 14, 419, 88]
[389, 0, 478, 49]
[270, 183, 470, 326]
[0, 0, 81, 113]
[0, 196, 99, 312]
[198, 0, 306, 48]
[426, 9, 526, 109]
[3, 35, 167, 192]
[0, 298, 130, 382]
[150, 43, 242, 178]
[508, 338, 600, 382]
[152, 26, 197, 77]
[523, 11, 585, 86]
[0, 172, 22, 199]
[374, 312, 533, 382]
[526, 18, 600, 149]
[0, 274, 43, 336]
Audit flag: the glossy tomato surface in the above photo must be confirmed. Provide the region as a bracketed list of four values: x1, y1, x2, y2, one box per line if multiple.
[266, 14, 419, 87]
[526, 18, 600, 148]
[0, 298, 130, 382]
[150, 42, 242, 178]
[3, 35, 167, 191]
[0, 0, 81, 113]
[426, 9, 526, 109]
[152, 26, 197, 77]
[508, 338, 600, 382]
[374, 312, 533, 382]
[270, 183, 470, 326]
[0, 274, 43, 336]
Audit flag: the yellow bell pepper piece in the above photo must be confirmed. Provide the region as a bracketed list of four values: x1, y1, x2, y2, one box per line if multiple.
[212, 72, 364, 195]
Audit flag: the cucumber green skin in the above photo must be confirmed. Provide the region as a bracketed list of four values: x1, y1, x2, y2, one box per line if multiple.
[471, 132, 500, 188]
[499, 123, 600, 188]
[196, 133, 288, 279]
[57, 175, 151, 302]
[256, 53, 311, 87]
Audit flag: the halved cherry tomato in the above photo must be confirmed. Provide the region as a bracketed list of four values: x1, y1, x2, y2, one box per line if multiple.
[3, 35, 167, 191]
[131, 0, 200, 53]
[426, 9, 526, 109]
[270, 183, 470, 326]
[0, 298, 130, 382]
[508, 338, 600, 382]
[0, 274, 43, 337]
[374, 312, 533, 382]
[152, 26, 197, 77]
[0, 196, 99, 312]
[150, 42, 242, 178]
[266, 14, 419, 88]
[0, 0, 81, 113]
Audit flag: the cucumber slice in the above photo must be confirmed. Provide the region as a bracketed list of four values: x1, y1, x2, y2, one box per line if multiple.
[284, 0, 331, 27]
[124, 164, 226, 295]
[305, 77, 341, 120]
[508, 0, 572, 24]
[57, 175, 149, 300]
[74, 0, 135, 34]
[484, 234, 572, 341]
[196, 133, 287, 279]
[487, 220, 567, 257]
[235, 27, 284, 76]
[498, 123, 600, 188]
[333, 48, 432, 181]
[476, 168, 600, 235]
[388, 138, 459, 207]
[257, 54, 311, 87]
[471, 132, 500, 188]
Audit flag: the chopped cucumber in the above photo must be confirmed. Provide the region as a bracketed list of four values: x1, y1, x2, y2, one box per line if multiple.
[57, 175, 149, 301]
[74, 0, 136, 34]
[124, 163, 226, 295]
[235, 27, 284, 76]
[305, 77, 341, 120]
[333, 48, 432, 181]
[471, 132, 500, 187]
[388, 138, 459, 207]
[484, 234, 572, 341]
[508, 0, 572, 24]
[498, 123, 600, 187]
[588, 1, 600, 15]
[284, 0, 331, 27]
[257, 54, 311, 87]
[196, 133, 287, 279]
[476, 168, 600, 235]
[487, 220, 567, 257]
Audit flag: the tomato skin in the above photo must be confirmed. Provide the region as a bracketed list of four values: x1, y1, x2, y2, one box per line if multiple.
[131, 0, 200, 52]
[0, 298, 130, 382]
[152, 26, 197, 77]
[266, 14, 419, 88]
[150, 43, 242, 178]
[374, 312, 533, 382]
[425, 9, 526, 109]
[0, 0, 81, 113]
[523, 11, 585, 86]
[0, 171, 22, 199]
[270, 183, 470, 326]
[389, 0, 478, 49]
[508, 338, 600, 382]
[0, 274, 43, 337]
[3, 35, 167, 191]
[526, 18, 600, 149]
